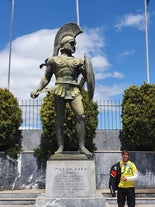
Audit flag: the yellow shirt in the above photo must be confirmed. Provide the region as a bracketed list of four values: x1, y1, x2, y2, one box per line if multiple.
[118, 160, 138, 188]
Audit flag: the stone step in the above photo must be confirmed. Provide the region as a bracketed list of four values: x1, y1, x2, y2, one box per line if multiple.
[0, 192, 40, 198]
[98, 188, 155, 196]
[0, 189, 43, 198]
[0, 189, 154, 206]
[0, 198, 35, 205]
[107, 205, 155, 207]
[106, 197, 155, 205]
[0, 206, 34, 207]
[97, 189, 155, 206]
[0, 189, 43, 205]
[0, 189, 45, 198]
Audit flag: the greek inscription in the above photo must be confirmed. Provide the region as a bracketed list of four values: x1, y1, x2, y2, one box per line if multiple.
[53, 168, 86, 194]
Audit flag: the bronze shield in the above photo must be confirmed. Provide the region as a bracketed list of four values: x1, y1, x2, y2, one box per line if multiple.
[84, 54, 95, 100]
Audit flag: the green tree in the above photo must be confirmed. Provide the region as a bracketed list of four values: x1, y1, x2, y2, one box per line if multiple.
[34, 89, 98, 161]
[0, 88, 22, 158]
[120, 83, 155, 151]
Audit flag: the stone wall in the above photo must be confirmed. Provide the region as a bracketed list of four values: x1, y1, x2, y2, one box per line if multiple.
[21, 130, 121, 151]
[0, 130, 154, 190]
[95, 151, 155, 189]
[2, 151, 154, 190]
[0, 152, 18, 189]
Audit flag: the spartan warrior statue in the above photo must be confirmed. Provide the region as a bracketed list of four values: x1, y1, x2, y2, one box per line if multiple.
[30, 23, 95, 157]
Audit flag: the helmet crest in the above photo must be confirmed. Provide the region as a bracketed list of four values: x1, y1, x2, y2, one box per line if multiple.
[53, 23, 83, 56]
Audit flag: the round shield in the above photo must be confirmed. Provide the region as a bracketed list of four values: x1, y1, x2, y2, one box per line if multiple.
[84, 54, 95, 100]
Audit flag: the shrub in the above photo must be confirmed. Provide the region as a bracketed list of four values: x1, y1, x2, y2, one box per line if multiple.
[120, 83, 155, 151]
[0, 88, 22, 158]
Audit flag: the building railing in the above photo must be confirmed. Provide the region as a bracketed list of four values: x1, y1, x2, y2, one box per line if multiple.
[97, 100, 122, 130]
[19, 99, 43, 130]
[19, 99, 122, 130]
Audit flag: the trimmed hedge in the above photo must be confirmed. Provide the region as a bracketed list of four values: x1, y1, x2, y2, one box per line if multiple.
[120, 83, 155, 151]
[0, 88, 22, 158]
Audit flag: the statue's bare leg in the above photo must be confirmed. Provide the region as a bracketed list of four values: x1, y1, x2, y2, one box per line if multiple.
[70, 95, 92, 158]
[54, 96, 65, 154]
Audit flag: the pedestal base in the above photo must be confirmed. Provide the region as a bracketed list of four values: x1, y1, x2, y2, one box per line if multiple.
[35, 152, 106, 207]
[35, 193, 106, 207]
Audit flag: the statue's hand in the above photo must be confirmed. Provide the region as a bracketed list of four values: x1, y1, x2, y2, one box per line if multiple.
[30, 90, 39, 99]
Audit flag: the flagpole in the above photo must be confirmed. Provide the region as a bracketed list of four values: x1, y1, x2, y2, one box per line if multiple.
[144, 0, 150, 84]
[8, 0, 14, 90]
[75, 0, 81, 56]
[76, 0, 80, 26]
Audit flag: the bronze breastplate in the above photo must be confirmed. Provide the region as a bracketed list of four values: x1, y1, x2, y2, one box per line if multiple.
[53, 56, 82, 84]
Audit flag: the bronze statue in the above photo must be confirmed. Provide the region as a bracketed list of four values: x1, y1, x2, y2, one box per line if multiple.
[30, 23, 95, 157]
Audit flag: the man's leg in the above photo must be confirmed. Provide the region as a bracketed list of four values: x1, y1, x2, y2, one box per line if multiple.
[126, 187, 135, 207]
[54, 96, 65, 154]
[117, 187, 126, 207]
[70, 95, 92, 157]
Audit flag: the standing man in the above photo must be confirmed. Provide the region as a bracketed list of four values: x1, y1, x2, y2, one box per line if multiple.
[30, 23, 95, 158]
[117, 150, 138, 207]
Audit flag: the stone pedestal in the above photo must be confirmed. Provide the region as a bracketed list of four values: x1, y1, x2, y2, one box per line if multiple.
[35, 152, 106, 207]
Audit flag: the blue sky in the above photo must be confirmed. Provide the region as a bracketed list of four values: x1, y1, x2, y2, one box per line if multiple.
[1, 0, 155, 101]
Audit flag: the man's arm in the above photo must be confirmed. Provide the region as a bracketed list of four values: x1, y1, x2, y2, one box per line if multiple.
[121, 173, 138, 182]
[126, 173, 138, 181]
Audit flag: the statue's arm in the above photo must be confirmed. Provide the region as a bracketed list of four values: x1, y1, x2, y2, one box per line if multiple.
[79, 54, 95, 100]
[78, 57, 87, 89]
[30, 58, 54, 98]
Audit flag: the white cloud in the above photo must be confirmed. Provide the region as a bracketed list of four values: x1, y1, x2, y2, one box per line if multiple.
[0, 29, 57, 99]
[95, 71, 124, 80]
[118, 50, 135, 58]
[114, 13, 145, 31]
[117, 49, 136, 63]
[94, 84, 124, 101]
[0, 27, 123, 100]
[92, 55, 124, 81]
[79, 27, 105, 56]
[92, 55, 111, 71]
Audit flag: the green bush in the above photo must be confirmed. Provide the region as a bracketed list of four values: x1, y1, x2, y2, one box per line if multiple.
[0, 88, 22, 158]
[34, 89, 98, 161]
[120, 83, 155, 151]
